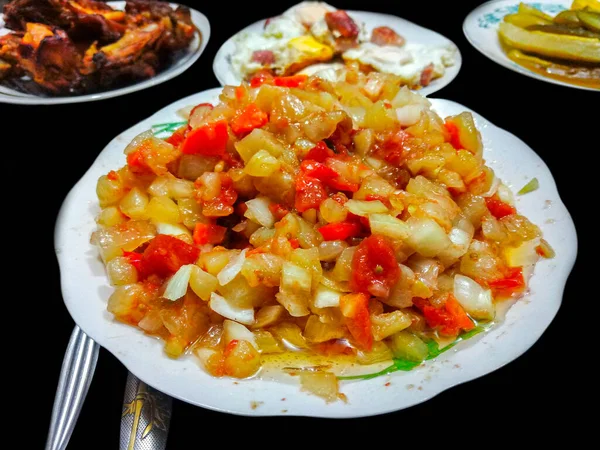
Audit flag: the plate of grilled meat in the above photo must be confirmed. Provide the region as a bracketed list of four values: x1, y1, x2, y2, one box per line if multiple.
[0, 0, 210, 104]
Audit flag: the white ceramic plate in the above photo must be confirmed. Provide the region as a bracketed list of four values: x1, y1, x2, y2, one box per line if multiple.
[0, 2, 210, 105]
[213, 10, 462, 97]
[55, 86, 577, 417]
[463, 0, 598, 91]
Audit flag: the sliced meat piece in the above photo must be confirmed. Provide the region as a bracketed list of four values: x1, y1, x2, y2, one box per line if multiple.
[324, 10, 360, 52]
[251, 50, 275, 65]
[371, 26, 405, 47]
[325, 10, 360, 38]
[419, 63, 434, 87]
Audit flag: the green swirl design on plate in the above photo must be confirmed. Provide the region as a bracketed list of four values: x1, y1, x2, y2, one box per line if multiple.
[477, 3, 566, 28]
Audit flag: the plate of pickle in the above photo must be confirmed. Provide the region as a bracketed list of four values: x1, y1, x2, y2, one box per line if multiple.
[464, 0, 600, 91]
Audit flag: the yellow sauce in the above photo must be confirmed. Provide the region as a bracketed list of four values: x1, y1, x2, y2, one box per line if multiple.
[506, 49, 600, 89]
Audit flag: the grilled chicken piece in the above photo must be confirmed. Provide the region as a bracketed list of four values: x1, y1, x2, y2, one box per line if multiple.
[17, 23, 82, 93]
[3, 0, 125, 43]
[0, 33, 22, 79]
[82, 22, 163, 86]
[125, 0, 195, 53]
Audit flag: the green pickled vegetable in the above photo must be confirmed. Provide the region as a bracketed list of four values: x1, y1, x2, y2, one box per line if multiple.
[527, 24, 600, 38]
[505, 12, 551, 28]
[553, 10, 582, 26]
[388, 331, 429, 362]
[578, 10, 600, 32]
[499, 22, 600, 63]
[518, 178, 539, 195]
[518, 2, 554, 21]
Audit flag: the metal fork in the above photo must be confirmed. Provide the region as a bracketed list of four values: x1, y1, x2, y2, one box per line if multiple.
[45, 326, 99, 450]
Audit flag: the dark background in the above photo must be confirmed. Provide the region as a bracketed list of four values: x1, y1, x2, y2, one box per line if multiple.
[4, 0, 592, 447]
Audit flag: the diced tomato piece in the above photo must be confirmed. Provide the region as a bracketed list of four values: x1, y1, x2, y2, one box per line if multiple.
[413, 295, 474, 336]
[181, 120, 229, 156]
[305, 141, 335, 162]
[340, 293, 372, 351]
[235, 86, 246, 101]
[249, 70, 274, 88]
[197, 173, 238, 218]
[444, 119, 462, 150]
[126, 149, 152, 175]
[123, 250, 144, 273]
[268, 203, 289, 221]
[318, 221, 362, 241]
[230, 103, 268, 136]
[224, 339, 239, 357]
[107, 170, 119, 181]
[295, 173, 327, 213]
[300, 159, 339, 180]
[141, 235, 200, 278]
[193, 223, 227, 245]
[485, 194, 516, 219]
[289, 238, 300, 249]
[489, 267, 525, 292]
[350, 235, 400, 298]
[326, 176, 359, 193]
[165, 126, 187, 147]
[273, 74, 307, 88]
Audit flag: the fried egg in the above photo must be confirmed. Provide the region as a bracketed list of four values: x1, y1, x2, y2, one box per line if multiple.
[343, 42, 456, 86]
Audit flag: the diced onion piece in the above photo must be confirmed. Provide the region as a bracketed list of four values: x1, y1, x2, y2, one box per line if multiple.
[209, 292, 255, 325]
[299, 372, 341, 403]
[371, 311, 412, 341]
[244, 150, 281, 177]
[396, 104, 423, 126]
[355, 341, 393, 365]
[405, 217, 451, 257]
[369, 214, 410, 240]
[217, 249, 248, 286]
[155, 222, 191, 238]
[245, 197, 275, 228]
[481, 171, 500, 198]
[496, 183, 515, 206]
[275, 291, 310, 317]
[318, 240, 348, 262]
[345, 199, 388, 216]
[252, 305, 285, 329]
[163, 264, 194, 301]
[437, 226, 473, 267]
[504, 238, 541, 267]
[518, 178, 539, 195]
[313, 283, 343, 308]
[453, 275, 495, 320]
[281, 262, 312, 293]
[189, 265, 218, 301]
[537, 238, 555, 259]
[223, 319, 258, 350]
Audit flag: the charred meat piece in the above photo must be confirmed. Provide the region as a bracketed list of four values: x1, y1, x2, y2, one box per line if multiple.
[82, 22, 163, 87]
[125, 1, 195, 53]
[3, 0, 125, 43]
[17, 23, 82, 93]
[3, 0, 74, 30]
[0, 33, 23, 78]
[371, 26, 405, 47]
[324, 10, 361, 52]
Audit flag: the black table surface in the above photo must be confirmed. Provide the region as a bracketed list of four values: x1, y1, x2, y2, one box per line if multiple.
[5, 0, 592, 446]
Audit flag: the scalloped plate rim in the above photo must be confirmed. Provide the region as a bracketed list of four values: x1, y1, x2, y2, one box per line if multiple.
[54, 87, 577, 418]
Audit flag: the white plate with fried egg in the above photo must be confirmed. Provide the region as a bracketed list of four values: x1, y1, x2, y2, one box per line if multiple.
[213, 1, 462, 96]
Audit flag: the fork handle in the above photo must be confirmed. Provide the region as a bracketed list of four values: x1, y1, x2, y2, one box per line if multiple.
[45, 326, 100, 450]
